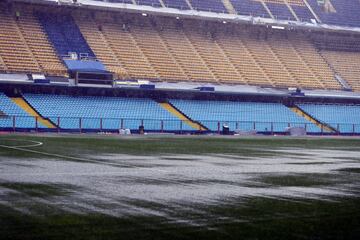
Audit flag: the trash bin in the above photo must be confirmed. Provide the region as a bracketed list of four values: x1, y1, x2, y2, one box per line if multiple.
[222, 124, 230, 135]
[139, 125, 145, 135]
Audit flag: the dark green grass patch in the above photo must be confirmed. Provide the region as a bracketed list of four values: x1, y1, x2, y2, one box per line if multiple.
[256, 173, 341, 187]
[1, 197, 360, 240]
[1, 134, 360, 160]
[338, 168, 360, 174]
[0, 182, 78, 198]
[287, 161, 334, 165]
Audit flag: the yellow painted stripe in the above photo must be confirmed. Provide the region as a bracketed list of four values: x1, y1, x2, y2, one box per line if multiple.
[11, 97, 56, 128]
[290, 106, 335, 132]
[159, 102, 207, 131]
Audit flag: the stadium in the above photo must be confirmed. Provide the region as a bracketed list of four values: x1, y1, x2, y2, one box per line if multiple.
[1, 0, 360, 239]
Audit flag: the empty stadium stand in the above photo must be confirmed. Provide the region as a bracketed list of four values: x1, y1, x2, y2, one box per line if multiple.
[107, 0, 133, 3]
[298, 103, 360, 133]
[289, 0, 314, 22]
[37, 12, 95, 58]
[289, 104, 337, 133]
[0, 5, 352, 91]
[162, 0, 191, 10]
[320, 51, 360, 92]
[0, 92, 37, 128]
[189, 0, 227, 13]
[74, 14, 128, 78]
[2, 89, 360, 134]
[1, 0, 360, 136]
[170, 99, 319, 132]
[265, 1, 296, 21]
[136, 0, 162, 8]
[54, 10, 343, 89]
[155, 18, 217, 82]
[307, 0, 360, 27]
[23, 93, 194, 131]
[311, 33, 360, 91]
[10, 96, 56, 128]
[0, 10, 41, 74]
[0, 6, 67, 76]
[130, 18, 189, 81]
[16, 7, 67, 76]
[89, 0, 360, 27]
[230, 0, 269, 17]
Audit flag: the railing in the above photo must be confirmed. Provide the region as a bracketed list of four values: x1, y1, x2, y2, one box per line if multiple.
[1, 115, 360, 134]
[62, 52, 98, 61]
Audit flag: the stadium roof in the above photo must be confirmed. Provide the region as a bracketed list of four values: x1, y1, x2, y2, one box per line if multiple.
[12, 0, 360, 35]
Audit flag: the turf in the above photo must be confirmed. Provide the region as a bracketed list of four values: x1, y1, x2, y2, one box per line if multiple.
[1, 134, 360, 158]
[257, 173, 341, 187]
[1, 134, 360, 239]
[0, 182, 78, 198]
[1, 197, 360, 240]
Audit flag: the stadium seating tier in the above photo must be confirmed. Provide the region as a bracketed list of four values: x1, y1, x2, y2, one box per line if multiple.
[162, 0, 190, 10]
[230, 0, 269, 17]
[37, 13, 95, 58]
[299, 103, 360, 133]
[0, 10, 41, 74]
[170, 99, 319, 132]
[189, 0, 227, 13]
[0, 93, 37, 128]
[84, 0, 360, 28]
[136, 0, 162, 8]
[1, 5, 360, 92]
[23, 93, 193, 130]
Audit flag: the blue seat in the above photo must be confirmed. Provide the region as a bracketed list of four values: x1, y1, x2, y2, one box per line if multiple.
[23, 94, 193, 131]
[307, 0, 360, 27]
[163, 0, 190, 10]
[170, 99, 319, 132]
[266, 2, 295, 21]
[36, 13, 95, 57]
[136, 0, 162, 7]
[231, 0, 269, 18]
[190, 0, 227, 13]
[0, 93, 38, 129]
[298, 103, 360, 133]
[292, 5, 314, 22]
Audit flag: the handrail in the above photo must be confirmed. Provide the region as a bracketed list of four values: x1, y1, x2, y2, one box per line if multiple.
[1, 115, 360, 134]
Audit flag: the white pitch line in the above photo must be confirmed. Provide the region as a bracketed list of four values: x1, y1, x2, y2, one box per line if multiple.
[0, 139, 43, 148]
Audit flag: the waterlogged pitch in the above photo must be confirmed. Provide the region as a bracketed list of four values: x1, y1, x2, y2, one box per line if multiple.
[1, 134, 360, 239]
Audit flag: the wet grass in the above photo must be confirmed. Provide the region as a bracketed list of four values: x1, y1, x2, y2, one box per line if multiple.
[256, 174, 342, 187]
[1, 134, 360, 160]
[1, 134, 360, 239]
[338, 168, 360, 174]
[287, 161, 334, 165]
[1, 197, 360, 240]
[0, 182, 78, 198]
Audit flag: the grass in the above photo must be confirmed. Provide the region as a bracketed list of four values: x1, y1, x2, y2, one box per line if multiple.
[1, 134, 360, 239]
[338, 168, 360, 174]
[0, 182, 78, 198]
[257, 174, 339, 187]
[1, 197, 360, 240]
[1, 134, 360, 159]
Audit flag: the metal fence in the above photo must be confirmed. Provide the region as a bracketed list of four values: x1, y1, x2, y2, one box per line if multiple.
[1, 115, 360, 135]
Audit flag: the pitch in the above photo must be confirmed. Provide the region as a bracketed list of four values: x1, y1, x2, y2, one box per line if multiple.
[1, 134, 360, 239]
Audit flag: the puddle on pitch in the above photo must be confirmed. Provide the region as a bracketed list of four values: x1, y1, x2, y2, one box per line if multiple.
[1, 148, 360, 218]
